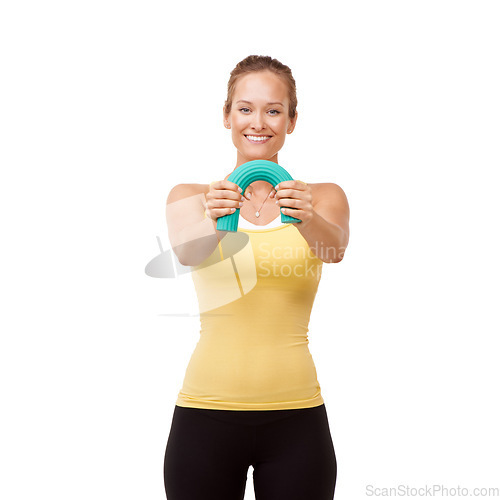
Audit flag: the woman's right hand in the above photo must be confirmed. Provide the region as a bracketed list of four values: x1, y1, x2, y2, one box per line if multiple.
[205, 180, 246, 221]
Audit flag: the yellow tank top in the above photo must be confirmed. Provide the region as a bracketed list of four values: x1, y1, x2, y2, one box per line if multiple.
[175, 217, 325, 411]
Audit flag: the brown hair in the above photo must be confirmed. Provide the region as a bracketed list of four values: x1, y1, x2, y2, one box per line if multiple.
[223, 55, 297, 119]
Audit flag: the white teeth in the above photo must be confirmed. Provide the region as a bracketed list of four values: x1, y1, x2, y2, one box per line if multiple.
[246, 135, 270, 142]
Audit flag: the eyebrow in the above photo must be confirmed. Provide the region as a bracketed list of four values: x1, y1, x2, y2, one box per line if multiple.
[236, 100, 284, 107]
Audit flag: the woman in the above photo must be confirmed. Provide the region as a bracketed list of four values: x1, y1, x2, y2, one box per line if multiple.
[164, 55, 350, 500]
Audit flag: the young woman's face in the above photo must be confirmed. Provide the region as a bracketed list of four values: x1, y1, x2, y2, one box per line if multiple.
[224, 70, 297, 165]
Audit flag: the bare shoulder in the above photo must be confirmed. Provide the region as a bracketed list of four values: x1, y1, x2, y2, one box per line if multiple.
[311, 182, 349, 208]
[166, 183, 209, 204]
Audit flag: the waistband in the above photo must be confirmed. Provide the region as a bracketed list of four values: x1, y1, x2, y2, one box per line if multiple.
[174, 403, 326, 426]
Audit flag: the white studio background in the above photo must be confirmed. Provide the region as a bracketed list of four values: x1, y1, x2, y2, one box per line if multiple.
[1, 1, 499, 499]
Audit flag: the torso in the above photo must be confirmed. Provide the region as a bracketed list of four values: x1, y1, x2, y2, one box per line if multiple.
[194, 182, 322, 226]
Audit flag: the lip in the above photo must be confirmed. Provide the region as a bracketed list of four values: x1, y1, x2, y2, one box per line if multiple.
[245, 135, 272, 144]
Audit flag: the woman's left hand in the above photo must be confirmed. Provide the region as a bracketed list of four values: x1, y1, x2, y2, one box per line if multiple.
[274, 180, 314, 227]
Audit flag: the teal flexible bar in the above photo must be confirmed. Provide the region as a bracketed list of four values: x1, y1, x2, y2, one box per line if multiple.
[216, 160, 301, 232]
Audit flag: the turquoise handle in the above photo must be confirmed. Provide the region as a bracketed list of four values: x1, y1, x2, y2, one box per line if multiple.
[216, 160, 301, 232]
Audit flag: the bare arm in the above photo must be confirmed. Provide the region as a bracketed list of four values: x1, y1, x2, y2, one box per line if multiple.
[166, 184, 229, 267]
[296, 183, 350, 263]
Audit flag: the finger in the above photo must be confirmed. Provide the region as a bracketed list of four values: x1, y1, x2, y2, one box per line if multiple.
[210, 184, 245, 203]
[210, 180, 243, 194]
[279, 206, 303, 219]
[275, 180, 308, 191]
[209, 197, 244, 211]
[276, 198, 299, 208]
[275, 190, 306, 202]
[226, 180, 243, 194]
[221, 180, 244, 200]
[214, 189, 245, 202]
[206, 206, 237, 220]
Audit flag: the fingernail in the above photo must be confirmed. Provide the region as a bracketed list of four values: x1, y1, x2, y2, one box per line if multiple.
[238, 187, 242, 193]
[246, 192, 252, 199]
[275, 184, 279, 190]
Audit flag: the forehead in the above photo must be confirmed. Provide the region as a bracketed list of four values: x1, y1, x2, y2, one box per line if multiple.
[232, 71, 289, 103]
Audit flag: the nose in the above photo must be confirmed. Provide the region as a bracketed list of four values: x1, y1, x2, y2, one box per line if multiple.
[251, 111, 266, 132]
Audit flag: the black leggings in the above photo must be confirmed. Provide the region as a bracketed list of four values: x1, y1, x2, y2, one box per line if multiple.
[164, 403, 337, 500]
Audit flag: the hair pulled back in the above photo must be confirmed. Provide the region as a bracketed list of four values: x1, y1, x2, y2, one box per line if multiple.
[223, 55, 297, 119]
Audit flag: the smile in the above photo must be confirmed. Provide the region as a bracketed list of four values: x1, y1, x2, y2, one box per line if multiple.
[245, 135, 271, 144]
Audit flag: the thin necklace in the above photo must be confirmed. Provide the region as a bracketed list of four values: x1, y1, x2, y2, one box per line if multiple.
[249, 187, 275, 218]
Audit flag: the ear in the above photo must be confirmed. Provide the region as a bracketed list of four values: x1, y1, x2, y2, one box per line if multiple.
[287, 111, 298, 134]
[222, 107, 231, 129]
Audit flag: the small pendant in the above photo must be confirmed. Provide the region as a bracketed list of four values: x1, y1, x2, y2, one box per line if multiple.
[255, 211, 260, 217]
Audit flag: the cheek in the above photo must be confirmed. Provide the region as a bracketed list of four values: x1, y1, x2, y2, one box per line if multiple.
[231, 115, 246, 132]
[277, 119, 289, 134]
[231, 108, 245, 120]
[277, 117, 289, 131]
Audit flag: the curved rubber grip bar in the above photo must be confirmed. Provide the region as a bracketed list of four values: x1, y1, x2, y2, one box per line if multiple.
[216, 160, 301, 232]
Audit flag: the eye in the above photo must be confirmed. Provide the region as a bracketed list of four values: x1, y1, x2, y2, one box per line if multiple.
[239, 107, 251, 114]
[268, 109, 281, 116]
